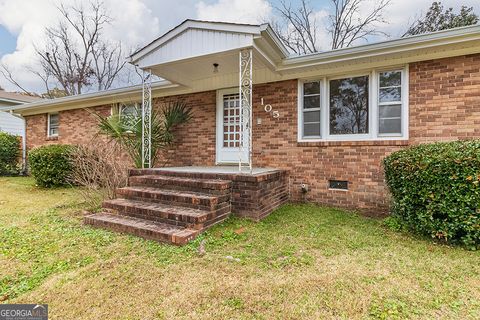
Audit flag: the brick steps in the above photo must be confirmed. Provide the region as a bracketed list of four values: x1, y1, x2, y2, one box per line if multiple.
[116, 186, 229, 211]
[103, 198, 230, 229]
[128, 175, 231, 195]
[84, 171, 233, 245]
[84, 213, 198, 245]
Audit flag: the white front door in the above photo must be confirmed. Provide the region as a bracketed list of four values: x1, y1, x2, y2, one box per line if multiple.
[216, 88, 249, 164]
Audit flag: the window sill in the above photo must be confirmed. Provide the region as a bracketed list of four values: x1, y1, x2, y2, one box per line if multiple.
[46, 136, 59, 141]
[297, 139, 409, 147]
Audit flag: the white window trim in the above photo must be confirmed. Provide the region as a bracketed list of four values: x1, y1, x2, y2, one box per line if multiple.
[47, 113, 59, 137]
[297, 65, 409, 142]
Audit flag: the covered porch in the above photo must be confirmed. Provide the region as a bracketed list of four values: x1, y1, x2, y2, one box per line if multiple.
[85, 21, 290, 245]
[129, 20, 288, 172]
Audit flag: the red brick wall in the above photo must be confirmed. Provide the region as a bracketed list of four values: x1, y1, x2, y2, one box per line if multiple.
[25, 105, 111, 149]
[24, 54, 480, 214]
[155, 91, 217, 167]
[409, 54, 480, 143]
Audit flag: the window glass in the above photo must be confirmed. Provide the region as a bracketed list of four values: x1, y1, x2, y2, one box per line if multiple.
[303, 81, 320, 95]
[379, 118, 402, 134]
[379, 87, 401, 102]
[379, 71, 401, 87]
[49, 113, 59, 136]
[120, 103, 139, 117]
[329, 76, 369, 135]
[303, 95, 320, 109]
[304, 123, 320, 136]
[378, 71, 402, 135]
[302, 81, 321, 138]
[303, 110, 320, 123]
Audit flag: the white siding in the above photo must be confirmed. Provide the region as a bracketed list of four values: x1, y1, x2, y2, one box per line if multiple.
[0, 111, 24, 137]
[139, 29, 253, 68]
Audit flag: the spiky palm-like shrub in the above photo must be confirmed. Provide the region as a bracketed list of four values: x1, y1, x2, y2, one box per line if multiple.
[92, 102, 192, 168]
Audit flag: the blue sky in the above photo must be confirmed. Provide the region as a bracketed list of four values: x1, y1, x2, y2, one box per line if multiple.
[0, 25, 15, 56]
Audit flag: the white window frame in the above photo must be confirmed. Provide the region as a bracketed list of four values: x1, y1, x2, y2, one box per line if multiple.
[299, 80, 322, 139]
[377, 68, 406, 137]
[297, 65, 409, 142]
[47, 113, 59, 137]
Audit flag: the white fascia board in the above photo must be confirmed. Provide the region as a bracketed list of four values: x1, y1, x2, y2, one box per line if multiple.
[280, 25, 480, 71]
[258, 24, 290, 59]
[4, 81, 180, 115]
[0, 98, 27, 105]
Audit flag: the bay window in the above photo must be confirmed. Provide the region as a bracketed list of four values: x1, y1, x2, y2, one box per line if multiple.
[299, 67, 407, 141]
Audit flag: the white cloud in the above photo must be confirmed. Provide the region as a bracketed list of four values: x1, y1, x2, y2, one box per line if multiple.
[0, 0, 193, 93]
[0, 0, 479, 93]
[383, 0, 480, 38]
[196, 0, 272, 24]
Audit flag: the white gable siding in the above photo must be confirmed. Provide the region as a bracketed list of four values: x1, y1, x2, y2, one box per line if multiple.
[138, 29, 253, 68]
[0, 111, 24, 137]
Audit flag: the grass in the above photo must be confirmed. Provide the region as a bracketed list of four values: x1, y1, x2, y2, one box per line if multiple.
[0, 176, 479, 319]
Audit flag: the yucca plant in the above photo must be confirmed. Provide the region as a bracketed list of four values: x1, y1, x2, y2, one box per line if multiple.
[91, 101, 192, 168]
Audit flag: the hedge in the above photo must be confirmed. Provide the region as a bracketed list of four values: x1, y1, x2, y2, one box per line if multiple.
[29, 144, 74, 187]
[0, 132, 20, 175]
[383, 140, 480, 249]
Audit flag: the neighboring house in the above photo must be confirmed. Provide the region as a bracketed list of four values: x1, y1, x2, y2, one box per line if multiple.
[0, 90, 43, 167]
[0, 89, 41, 136]
[5, 20, 480, 244]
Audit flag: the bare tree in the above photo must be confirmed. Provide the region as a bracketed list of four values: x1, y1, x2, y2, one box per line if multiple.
[0, 63, 32, 95]
[1, 1, 126, 96]
[274, 0, 391, 53]
[12, 0, 123, 97]
[273, 0, 319, 54]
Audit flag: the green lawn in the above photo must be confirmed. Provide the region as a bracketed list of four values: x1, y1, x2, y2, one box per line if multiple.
[0, 177, 479, 319]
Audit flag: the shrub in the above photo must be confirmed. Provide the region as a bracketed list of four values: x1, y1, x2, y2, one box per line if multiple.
[69, 141, 128, 209]
[0, 132, 20, 175]
[383, 140, 480, 249]
[29, 144, 74, 187]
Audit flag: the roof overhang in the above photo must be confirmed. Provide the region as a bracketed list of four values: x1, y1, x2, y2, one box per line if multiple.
[130, 20, 288, 67]
[278, 24, 480, 77]
[2, 81, 185, 116]
[8, 22, 480, 116]
[129, 20, 289, 88]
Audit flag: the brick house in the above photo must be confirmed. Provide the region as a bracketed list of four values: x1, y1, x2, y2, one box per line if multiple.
[6, 20, 480, 244]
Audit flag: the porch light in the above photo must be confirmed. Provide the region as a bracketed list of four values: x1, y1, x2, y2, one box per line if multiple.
[213, 63, 219, 73]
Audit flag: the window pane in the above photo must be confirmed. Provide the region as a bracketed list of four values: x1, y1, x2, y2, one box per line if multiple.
[303, 95, 320, 109]
[303, 110, 320, 123]
[329, 76, 369, 135]
[50, 114, 58, 127]
[304, 123, 320, 137]
[379, 118, 401, 134]
[379, 87, 401, 102]
[380, 71, 401, 87]
[379, 104, 401, 118]
[121, 104, 138, 117]
[303, 81, 320, 95]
